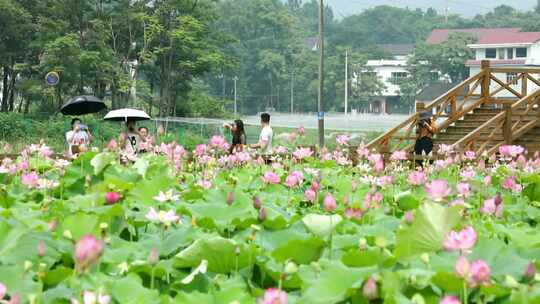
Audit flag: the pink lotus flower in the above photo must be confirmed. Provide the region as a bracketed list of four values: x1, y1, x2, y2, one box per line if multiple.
[21, 171, 39, 188]
[480, 197, 503, 218]
[262, 171, 280, 184]
[356, 144, 370, 159]
[390, 150, 407, 161]
[362, 277, 378, 300]
[258, 288, 287, 304]
[304, 189, 316, 202]
[0, 282, 5, 299]
[39, 145, 54, 158]
[483, 175, 492, 186]
[457, 183, 471, 198]
[375, 176, 394, 187]
[425, 180, 451, 202]
[459, 168, 476, 181]
[336, 134, 350, 146]
[75, 235, 104, 273]
[197, 180, 212, 189]
[372, 192, 383, 203]
[194, 144, 207, 157]
[499, 145, 525, 158]
[470, 260, 491, 286]
[404, 211, 414, 224]
[298, 126, 305, 135]
[274, 146, 288, 154]
[145, 207, 180, 226]
[455, 255, 470, 278]
[440, 296, 461, 304]
[502, 176, 522, 192]
[524, 262, 536, 279]
[408, 171, 426, 186]
[464, 151, 476, 160]
[293, 148, 313, 160]
[323, 194, 337, 212]
[311, 181, 321, 192]
[105, 192, 121, 205]
[438, 144, 454, 155]
[345, 208, 363, 219]
[450, 199, 465, 207]
[443, 226, 477, 252]
[106, 139, 118, 151]
[288, 132, 297, 142]
[209, 135, 227, 149]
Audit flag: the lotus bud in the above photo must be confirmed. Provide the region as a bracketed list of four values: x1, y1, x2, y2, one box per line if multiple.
[253, 196, 262, 209]
[74, 235, 104, 273]
[323, 194, 337, 212]
[105, 192, 121, 205]
[9, 293, 20, 304]
[284, 261, 298, 275]
[404, 211, 414, 224]
[362, 277, 378, 300]
[235, 246, 241, 256]
[359, 238, 367, 250]
[48, 220, 58, 232]
[505, 275, 519, 288]
[0, 282, 6, 300]
[525, 262, 536, 279]
[421, 253, 430, 264]
[24, 260, 33, 272]
[37, 241, 46, 258]
[226, 192, 234, 206]
[63, 230, 73, 240]
[148, 247, 159, 266]
[258, 208, 267, 221]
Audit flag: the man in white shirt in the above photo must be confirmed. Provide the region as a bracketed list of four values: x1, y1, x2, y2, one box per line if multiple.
[251, 113, 273, 155]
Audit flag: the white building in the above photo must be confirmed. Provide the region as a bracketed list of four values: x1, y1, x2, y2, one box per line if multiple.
[353, 44, 414, 114]
[427, 28, 540, 98]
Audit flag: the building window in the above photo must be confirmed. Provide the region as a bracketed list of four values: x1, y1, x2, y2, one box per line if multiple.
[389, 72, 408, 85]
[485, 48, 497, 59]
[516, 48, 528, 58]
[498, 49, 505, 59]
[507, 48, 514, 59]
[507, 73, 518, 85]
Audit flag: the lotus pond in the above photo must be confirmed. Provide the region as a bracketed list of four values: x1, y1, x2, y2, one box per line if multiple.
[1, 141, 540, 304]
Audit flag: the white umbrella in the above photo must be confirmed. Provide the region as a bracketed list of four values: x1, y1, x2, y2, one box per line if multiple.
[104, 108, 151, 122]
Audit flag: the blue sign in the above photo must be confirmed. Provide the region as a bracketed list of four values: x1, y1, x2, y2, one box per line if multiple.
[45, 72, 59, 86]
[317, 111, 324, 119]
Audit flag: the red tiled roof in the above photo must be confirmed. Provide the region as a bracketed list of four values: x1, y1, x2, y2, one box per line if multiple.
[427, 28, 540, 45]
[466, 59, 526, 66]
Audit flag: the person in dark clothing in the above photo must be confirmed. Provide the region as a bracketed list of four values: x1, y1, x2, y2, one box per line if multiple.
[223, 119, 247, 153]
[414, 115, 435, 166]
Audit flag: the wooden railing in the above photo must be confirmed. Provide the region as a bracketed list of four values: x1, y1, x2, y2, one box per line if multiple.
[452, 88, 540, 155]
[368, 60, 540, 155]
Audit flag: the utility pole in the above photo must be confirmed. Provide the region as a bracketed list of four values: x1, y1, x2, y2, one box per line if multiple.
[233, 76, 238, 117]
[219, 74, 225, 100]
[317, 0, 325, 148]
[290, 70, 294, 114]
[444, 0, 449, 23]
[344, 50, 348, 115]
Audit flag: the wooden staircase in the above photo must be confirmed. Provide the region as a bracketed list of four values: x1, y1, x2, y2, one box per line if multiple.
[368, 61, 540, 156]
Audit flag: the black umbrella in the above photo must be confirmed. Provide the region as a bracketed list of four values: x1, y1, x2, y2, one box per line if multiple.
[61, 95, 107, 115]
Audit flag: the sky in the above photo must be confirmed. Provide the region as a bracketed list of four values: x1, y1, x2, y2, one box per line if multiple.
[324, 0, 537, 18]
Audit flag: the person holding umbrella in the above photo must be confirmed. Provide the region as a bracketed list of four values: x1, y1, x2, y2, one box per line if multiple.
[65, 118, 92, 156]
[414, 111, 435, 166]
[104, 108, 151, 156]
[61, 95, 107, 156]
[119, 121, 141, 155]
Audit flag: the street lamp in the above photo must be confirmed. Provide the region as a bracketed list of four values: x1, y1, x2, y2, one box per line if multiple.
[317, 0, 325, 148]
